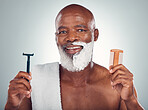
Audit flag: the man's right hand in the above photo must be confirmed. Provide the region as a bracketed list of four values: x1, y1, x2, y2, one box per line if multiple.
[5, 71, 32, 110]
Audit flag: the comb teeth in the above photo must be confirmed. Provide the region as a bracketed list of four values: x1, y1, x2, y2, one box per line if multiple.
[109, 49, 123, 66]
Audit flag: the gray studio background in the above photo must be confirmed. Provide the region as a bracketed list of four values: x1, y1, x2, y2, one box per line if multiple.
[0, 0, 148, 109]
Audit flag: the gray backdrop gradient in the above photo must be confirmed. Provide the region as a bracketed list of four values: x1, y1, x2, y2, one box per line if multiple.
[0, 0, 148, 109]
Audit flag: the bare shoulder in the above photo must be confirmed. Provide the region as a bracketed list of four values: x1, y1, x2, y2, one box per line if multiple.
[92, 62, 111, 81]
[94, 62, 109, 73]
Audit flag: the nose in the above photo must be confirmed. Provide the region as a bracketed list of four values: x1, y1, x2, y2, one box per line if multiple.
[65, 31, 80, 43]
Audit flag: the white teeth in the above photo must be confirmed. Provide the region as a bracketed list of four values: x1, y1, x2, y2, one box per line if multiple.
[66, 47, 81, 49]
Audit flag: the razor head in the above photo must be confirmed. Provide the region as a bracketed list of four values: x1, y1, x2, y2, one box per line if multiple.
[23, 53, 34, 56]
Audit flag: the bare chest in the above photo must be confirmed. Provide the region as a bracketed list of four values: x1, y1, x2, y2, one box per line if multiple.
[60, 83, 121, 110]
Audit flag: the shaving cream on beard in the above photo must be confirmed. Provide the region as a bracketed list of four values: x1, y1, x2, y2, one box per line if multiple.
[58, 40, 94, 72]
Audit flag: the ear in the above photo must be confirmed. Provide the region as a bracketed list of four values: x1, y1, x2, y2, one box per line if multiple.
[94, 29, 99, 41]
[55, 36, 57, 42]
[55, 35, 59, 47]
[55, 33, 58, 42]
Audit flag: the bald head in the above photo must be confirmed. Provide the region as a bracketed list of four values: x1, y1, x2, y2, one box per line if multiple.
[55, 4, 96, 30]
[56, 4, 94, 20]
[55, 4, 99, 72]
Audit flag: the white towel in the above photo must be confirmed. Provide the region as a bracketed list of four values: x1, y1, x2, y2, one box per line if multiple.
[31, 62, 62, 110]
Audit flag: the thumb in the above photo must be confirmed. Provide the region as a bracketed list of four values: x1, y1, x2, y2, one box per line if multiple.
[109, 65, 114, 70]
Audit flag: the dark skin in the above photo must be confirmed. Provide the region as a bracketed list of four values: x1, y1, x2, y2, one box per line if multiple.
[60, 63, 122, 110]
[5, 4, 143, 110]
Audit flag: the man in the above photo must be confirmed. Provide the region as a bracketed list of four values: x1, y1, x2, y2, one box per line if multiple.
[5, 4, 143, 110]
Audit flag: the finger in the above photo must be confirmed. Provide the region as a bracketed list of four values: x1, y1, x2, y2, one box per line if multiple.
[111, 79, 131, 88]
[10, 78, 31, 91]
[29, 72, 32, 76]
[9, 82, 29, 91]
[26, 93, 31, 98]
[15, 71, 32, 81]
[109, 64, 129, 74]
[9, 86, 32, 99]
[109, 65, 114, 70]
[10, 78, 31, 90]
[111, 70, 125, 81]
[113, 74, 133, 82]
[8, 87, 30, 97]
[111, 70, 133, 81]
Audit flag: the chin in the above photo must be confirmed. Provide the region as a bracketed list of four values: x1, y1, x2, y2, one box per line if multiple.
[58, 41, 94, 72]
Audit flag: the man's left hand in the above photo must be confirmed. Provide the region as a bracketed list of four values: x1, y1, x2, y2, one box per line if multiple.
[109, 64, 135, 101]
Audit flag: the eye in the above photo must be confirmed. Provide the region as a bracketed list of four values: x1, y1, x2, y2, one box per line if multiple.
[77, 29, 87, 32]
[59, 30, 67, 34]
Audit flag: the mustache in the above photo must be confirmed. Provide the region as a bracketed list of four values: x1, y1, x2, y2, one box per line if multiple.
[62, 42, 86, 49]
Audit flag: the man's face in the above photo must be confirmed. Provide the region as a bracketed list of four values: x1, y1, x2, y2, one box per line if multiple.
[55, 11, 96, 72]
[55, 12, 95, 56]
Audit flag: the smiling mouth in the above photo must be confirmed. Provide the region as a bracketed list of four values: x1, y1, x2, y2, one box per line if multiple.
[64, 45, 83, 54]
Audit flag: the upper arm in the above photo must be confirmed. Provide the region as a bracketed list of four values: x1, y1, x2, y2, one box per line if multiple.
[18, 97, 32, 110]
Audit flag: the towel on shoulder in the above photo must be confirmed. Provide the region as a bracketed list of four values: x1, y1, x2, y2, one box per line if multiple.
[31, 62, 62, 110]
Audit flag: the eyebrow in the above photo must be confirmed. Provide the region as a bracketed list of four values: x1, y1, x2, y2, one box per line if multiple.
[58, 26, 67, 30]
[58, 24, 87, 30]
[74, 25, 87, 28]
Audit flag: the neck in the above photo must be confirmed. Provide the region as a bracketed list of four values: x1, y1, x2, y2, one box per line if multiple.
[60, 62, 94, 87]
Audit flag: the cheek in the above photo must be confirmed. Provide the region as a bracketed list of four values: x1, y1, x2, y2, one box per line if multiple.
[56, 36, 65, 45]
[81, 33, 92, 43]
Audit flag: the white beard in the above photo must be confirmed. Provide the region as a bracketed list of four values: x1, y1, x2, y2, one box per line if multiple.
[58, 40, 94, 72]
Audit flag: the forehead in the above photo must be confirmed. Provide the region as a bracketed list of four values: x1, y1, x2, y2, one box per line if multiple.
[56, 12, 92, 29]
